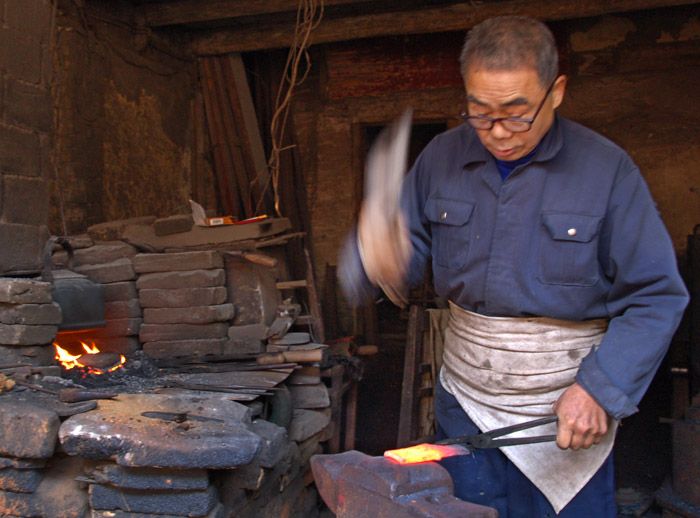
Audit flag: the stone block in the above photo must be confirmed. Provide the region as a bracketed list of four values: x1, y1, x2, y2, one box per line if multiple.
[0, 223, 47, 275]
[287, 409, 331, 443]
[143, 304, 234, 325]
[0, 302, 61, 325]
[89, 484, 218, 517]
[0, 27, 42, 83]
[104, 299, 141, 319]
[0, 277, 52, 304]
[250, 419, 288, 468]
[154, 214, 194, 236]
[0, 401, 59, 458]
[91, 503, 226, 518]
[1, 174, 49, 225]
[142, 338, 226, 360]
[0, 466, 44, 492]
[225, 255, 278, 326]
[222, 337, 264, 355]
[227, 323, 268, 340]
[223, 338, 265, 354]
[74, 258, 136, 284]
[101, 281, 137, 302]
[0, 122, 40, 176]
[84, 461, 209, 491]
[133, 250, 223, 273]
[288, 383, 331, 409]
[53, 242, 137, 267]
[139, 287, 227, 308]
[3, 77, 51, 132]
[0, 455, 89, 518]
[136, 269, 226, 290]
[0, 323, 57, 345]
[0, 344, 55, 365]
[59, 393, 260, 469]
[139, 323, 228, 342]
[87, 217, 157, 242]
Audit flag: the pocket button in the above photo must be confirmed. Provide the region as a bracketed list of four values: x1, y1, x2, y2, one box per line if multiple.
[567, 228, 577, 236]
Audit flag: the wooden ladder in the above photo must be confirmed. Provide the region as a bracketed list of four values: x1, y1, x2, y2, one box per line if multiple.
[275, 248, 326, 344]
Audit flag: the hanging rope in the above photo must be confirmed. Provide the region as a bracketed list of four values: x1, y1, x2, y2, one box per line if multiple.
[254, 0, 323, 217]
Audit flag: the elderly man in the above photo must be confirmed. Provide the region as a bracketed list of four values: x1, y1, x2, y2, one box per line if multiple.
[340, 15, 689, 518]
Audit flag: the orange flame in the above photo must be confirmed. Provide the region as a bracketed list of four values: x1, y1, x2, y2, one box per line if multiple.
[384, 443, 466, 464]
[54, 341, 126, 375]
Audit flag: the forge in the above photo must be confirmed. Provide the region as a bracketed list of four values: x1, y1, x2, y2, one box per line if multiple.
[0, 234, 346, 518]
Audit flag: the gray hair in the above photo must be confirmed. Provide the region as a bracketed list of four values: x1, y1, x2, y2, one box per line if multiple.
[459, 16, 559, 86]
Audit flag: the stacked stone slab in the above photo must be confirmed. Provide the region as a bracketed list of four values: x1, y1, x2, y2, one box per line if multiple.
[55, 242, 141, 356]
[0, 278, 60, 367]
[0, 400, 88, 517]
[135, 251, 234, 360]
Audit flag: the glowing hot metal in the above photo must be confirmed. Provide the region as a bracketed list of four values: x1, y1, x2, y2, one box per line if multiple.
[384, 443, 467, 464]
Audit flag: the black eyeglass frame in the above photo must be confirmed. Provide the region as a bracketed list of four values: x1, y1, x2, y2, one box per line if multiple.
[460, 80, 556, 133]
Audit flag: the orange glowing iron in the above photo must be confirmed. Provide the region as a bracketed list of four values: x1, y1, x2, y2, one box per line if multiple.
[384, 416, 558, 465]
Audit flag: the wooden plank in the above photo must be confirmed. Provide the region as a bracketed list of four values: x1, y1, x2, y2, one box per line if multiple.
[141, 0, 359, 27]
[397, 305, 424, 448]
[191, 0, 700, 54]
[224, 54, 273, 216]
[199, 58, 240, 217]
[212, 57, 253, 219]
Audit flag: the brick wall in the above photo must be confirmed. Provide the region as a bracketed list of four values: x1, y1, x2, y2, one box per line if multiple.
[0, 0, 53, 274]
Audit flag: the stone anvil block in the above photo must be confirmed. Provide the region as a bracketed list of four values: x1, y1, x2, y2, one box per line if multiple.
[59, 393, 262, 469]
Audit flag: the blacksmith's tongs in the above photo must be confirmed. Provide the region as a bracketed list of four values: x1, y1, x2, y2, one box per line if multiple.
[436, 415, 559, 449]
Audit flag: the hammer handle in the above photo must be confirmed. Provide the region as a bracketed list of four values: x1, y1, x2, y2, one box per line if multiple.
[256, 349, 324, 365]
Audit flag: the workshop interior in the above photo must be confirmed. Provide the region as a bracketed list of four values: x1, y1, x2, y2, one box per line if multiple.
[0, 1, 699, 517]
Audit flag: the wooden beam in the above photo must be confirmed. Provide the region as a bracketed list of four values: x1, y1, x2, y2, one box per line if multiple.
[141, 0, 359, 27]
[191, 0, 700, 54]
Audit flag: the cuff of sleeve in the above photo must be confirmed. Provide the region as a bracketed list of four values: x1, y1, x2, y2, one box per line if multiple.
[575, 346, 639, 420]
[338, 228, 379, 307]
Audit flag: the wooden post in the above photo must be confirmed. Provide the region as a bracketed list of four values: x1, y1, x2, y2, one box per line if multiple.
[397, 305, 424, 447]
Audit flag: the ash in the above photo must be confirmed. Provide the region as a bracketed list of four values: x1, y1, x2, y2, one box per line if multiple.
[60, 351, 162, 393]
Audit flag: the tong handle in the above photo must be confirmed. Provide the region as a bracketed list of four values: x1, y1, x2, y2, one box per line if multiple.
[437, 415, 558, 447]
[486, 415, 558, 439]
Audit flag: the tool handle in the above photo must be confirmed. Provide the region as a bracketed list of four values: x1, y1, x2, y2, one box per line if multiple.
[487, 415, 558, 438]
[488, 434, 558, 448]
[256, 349, 324, 365]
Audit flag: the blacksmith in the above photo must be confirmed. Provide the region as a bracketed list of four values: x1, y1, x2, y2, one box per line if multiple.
[339, 16, 689, 517]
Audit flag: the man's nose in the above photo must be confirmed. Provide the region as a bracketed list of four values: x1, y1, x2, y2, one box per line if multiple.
[490, 120, 514, 139]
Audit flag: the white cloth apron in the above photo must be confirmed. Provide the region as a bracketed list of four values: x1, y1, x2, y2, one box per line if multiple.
[440, 301, 617, 514]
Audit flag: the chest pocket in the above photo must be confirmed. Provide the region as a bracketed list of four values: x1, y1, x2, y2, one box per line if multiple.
[425, 197, 474, 269]
[538, 212, 603, 286]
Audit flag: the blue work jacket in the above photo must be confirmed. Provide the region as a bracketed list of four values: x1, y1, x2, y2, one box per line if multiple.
[342, 113, 689, 420]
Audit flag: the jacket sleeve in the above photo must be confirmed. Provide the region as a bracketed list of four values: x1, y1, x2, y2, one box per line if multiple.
[575, 162, 689, 419]
[337, 143, 435, 306]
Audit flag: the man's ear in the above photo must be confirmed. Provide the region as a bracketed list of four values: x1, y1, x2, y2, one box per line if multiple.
[551, 75, 568, 109]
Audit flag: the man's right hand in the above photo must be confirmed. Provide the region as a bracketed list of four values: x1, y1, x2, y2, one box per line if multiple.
[357, 202, 412, 289]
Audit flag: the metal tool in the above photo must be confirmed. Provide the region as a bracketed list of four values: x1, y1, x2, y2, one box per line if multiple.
[437, 416, 558, 449]
[140, 411, 224, 424]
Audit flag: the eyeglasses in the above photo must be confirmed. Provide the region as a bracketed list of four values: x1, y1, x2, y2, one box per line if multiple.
[460, 81, 556, 133]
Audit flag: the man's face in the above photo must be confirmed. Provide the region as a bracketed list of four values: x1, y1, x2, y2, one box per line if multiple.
[464, 63, 566, 161]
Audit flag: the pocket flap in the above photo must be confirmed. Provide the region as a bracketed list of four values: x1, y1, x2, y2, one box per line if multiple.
[542, 213, 602, 243]
[425, 198, 474, 226]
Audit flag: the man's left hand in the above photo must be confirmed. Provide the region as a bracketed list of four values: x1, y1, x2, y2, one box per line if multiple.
[553, 382, 608, 450]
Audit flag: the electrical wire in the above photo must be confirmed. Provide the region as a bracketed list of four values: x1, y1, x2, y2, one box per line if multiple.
[253, 0, 324, 217]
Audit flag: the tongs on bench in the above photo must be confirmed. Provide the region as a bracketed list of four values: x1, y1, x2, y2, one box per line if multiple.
[436, 416, 558, 450]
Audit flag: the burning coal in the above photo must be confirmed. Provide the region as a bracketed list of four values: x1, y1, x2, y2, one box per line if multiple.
[54, 340, 126, 375]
